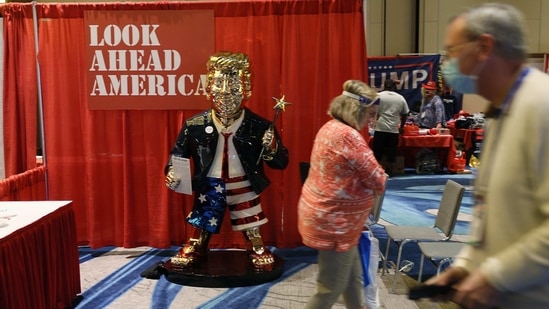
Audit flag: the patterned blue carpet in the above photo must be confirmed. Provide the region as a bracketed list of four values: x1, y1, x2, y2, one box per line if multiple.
[75, 171, 475, 308]
[76, 246, 322, 309]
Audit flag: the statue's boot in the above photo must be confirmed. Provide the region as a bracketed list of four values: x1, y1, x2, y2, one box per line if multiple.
[243, 227, 274, 272]
[170, 228, 211, 268]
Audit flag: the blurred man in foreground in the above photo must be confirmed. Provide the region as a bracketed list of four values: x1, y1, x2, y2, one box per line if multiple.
[424, 3, 549, 308]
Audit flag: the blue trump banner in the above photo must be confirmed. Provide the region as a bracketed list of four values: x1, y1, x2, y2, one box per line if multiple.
[368, 54, 441, 110]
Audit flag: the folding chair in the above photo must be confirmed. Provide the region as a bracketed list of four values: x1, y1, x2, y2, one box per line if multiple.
[383, 179, 465, 292]
[417, 241, 465, 283]
[365, 182, 387, 229]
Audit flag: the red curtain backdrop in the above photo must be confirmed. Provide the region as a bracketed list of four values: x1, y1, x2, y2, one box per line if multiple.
[1, 0, 368, 249]
[2, 4, 39, 176]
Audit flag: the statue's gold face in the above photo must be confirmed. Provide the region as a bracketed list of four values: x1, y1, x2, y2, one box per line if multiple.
[210, 70, 245, 119]
[205, 52, 252, 124]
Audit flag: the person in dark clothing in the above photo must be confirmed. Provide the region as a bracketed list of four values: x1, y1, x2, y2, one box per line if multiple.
[441, 85, 459, 121]
[372, 79, 409, 176]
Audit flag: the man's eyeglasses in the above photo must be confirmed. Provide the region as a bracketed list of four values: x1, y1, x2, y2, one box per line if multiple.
[440, 41, 474, 60]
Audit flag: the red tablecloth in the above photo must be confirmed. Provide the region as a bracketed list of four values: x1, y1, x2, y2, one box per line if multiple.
[398, 135, 456, 169]
[450, 128, 483, 150]
[0, 201, 80, 309]
[400, 135, 454, 148]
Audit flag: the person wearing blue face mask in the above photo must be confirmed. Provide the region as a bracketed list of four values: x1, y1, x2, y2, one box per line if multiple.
[422, 3, 549, 309]
[441, 46, 485, 95]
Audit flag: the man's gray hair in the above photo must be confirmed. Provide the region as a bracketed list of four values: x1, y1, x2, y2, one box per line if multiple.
[464, 3, 528, 60]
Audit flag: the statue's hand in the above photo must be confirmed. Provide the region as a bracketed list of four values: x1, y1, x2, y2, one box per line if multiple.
[262, 128, 274, 148]
[261, 128, 278, 161]
[165, 166, 181, 190]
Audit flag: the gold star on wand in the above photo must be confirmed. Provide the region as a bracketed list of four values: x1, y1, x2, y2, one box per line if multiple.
[273, 95, 291, 112]
[271, 95, 291, 124]
[256, 95, 291, 165]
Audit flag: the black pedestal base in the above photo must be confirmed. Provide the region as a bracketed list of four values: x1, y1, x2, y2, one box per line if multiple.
[142, 249, 284, 288]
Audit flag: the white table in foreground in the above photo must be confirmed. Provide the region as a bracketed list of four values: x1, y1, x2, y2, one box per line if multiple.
[0, 201, 81, 309]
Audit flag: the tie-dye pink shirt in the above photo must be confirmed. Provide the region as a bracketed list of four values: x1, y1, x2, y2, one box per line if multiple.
[298, 119, 387, 252]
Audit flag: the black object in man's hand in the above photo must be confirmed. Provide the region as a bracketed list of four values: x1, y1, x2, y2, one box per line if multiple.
[408, 284, 454, 300]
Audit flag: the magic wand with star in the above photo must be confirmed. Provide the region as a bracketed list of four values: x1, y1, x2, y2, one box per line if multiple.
[256, 95, 291, 165]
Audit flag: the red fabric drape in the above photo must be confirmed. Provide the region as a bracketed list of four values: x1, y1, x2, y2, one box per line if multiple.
[0, 165, 46, 200]
[1, 0, 368, 249]
[1, 5, 39, 176]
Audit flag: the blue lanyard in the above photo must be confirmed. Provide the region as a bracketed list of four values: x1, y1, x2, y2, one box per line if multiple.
[474, 66, 530, 197]
[495, 67, 530, 118]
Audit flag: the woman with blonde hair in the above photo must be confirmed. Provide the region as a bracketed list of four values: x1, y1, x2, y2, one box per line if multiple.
[298, 79, 387, 309]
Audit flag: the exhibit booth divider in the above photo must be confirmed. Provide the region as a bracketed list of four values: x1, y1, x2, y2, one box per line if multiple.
[0, 0, 369, 249]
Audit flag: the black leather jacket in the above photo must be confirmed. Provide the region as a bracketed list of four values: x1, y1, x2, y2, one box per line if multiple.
[165, 108, 289, 194]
